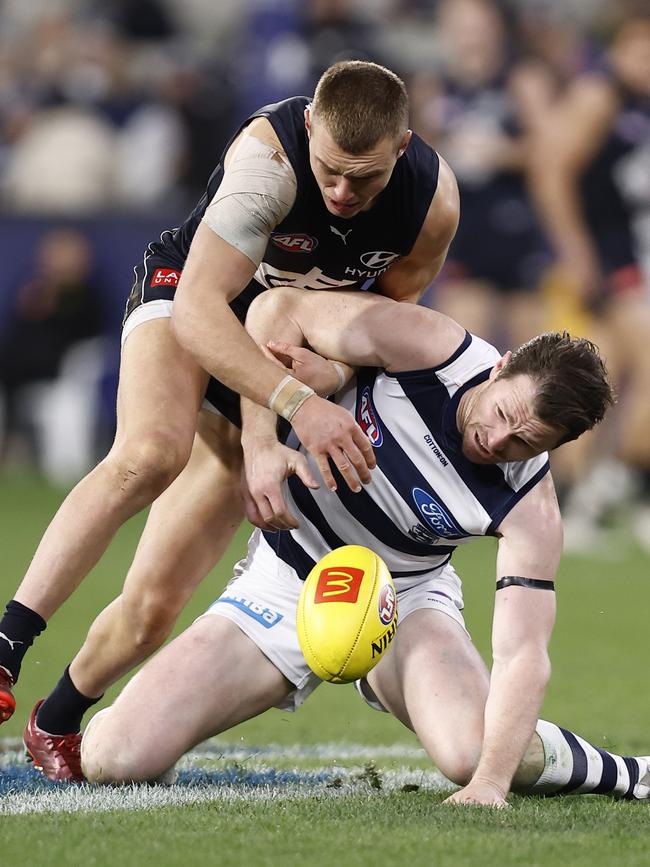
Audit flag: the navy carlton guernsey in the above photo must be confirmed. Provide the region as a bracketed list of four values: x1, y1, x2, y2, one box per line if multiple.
[150, 97, 440, 294]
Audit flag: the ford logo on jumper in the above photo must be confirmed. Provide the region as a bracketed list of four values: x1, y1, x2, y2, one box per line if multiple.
[412, 488, 465, 539]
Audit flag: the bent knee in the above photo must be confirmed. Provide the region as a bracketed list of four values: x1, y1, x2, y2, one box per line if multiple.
[81, 710, 127, 783]
[436, 748, 480, 787]
[83, 745, 157, 785]
[105, 432, 193, 499]
[82, 711, 167, 784]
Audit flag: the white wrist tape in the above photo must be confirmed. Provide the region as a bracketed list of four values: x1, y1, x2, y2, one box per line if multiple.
[330, 361, 348, 392]
[267, 375, 315, 421]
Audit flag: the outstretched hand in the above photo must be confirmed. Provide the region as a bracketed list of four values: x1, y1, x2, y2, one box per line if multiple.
[263, 340, 373, 493]
[442, 779, 509, 809]
[290, 394, 376, 493]
[266, 340, 347, 397]
[242, 440, 319, 531]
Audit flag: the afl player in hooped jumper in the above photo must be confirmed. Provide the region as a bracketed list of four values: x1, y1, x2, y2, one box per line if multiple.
[1, 61, 459, 783]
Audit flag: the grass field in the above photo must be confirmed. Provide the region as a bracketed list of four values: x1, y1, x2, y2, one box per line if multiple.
[1, 471, 649, 866]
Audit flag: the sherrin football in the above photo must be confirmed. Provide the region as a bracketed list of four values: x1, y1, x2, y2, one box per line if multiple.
[297, 545, 397, 684]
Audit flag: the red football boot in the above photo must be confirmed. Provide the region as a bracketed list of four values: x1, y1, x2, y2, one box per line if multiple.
[0, 666, 16, 723]
[23, 700, 85, 782]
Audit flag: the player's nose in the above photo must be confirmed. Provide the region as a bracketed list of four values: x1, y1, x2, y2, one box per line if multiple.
[488, 425, 509, 454]
[333, 177, 355, 201]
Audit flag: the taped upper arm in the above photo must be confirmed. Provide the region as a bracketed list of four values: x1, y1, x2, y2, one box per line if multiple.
[202, 132, 298, 266]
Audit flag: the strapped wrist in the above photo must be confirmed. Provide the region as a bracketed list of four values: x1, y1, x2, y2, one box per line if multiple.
[329, 361, 348, 392]
[267, 375, 315, 421]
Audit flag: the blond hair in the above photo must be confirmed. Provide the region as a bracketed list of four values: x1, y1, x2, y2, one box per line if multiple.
[311, 61, 409, 154]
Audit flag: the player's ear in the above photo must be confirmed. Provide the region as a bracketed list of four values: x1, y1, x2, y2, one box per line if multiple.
[397, 130, 412, 158]
[305, 107, 311, 138]
[489, 351, 512, 380]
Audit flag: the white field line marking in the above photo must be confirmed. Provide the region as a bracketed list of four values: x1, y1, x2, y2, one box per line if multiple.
[0, 739, 428, 764]
[1, 739, 449, 816]
[1, 766, 451, 815]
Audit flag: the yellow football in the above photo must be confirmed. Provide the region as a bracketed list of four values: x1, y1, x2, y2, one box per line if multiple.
[297, 545, 397, 684]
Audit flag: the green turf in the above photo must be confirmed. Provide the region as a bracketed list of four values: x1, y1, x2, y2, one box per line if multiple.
[1, 471, 649, 866]
[3, 794, 650, 867]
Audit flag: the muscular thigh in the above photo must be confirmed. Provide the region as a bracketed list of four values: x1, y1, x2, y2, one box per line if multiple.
[368, 610, 489, 770]
[82, 615, 293, 781]
[116, 317, 208, 448]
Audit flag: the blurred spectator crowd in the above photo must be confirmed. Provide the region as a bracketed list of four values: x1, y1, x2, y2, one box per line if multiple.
[0, 0, 649, 552]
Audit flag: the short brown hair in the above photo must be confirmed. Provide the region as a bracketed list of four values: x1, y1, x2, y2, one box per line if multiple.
[498, 332, 614, 446]
[311, 61, 409, 154]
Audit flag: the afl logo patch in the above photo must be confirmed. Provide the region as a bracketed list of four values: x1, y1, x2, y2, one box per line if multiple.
[271, 233, 318, 253]
[412, 488, 465, 539]
[357, 387, 383, 446]
[378, 584, 396, 626]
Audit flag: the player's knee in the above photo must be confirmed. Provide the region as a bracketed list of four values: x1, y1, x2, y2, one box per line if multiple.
[436, 747, 480, 787]
[80, 710, 129, 783]
[246, 285, 296, 328]
[106, 432, 191, 500]
[83, 744, 153, 784]
[123, 591, 180, 650]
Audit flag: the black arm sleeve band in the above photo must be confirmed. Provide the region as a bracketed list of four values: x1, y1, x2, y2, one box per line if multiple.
[496, 576, 555, 592]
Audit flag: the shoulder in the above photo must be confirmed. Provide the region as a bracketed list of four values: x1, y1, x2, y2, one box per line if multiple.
[225, 117, 287, 167]
[498, 471, 561, 539]
[408, 156, 459, 260]
[242, 116, 285, 152]
[382, 316, 481, 375]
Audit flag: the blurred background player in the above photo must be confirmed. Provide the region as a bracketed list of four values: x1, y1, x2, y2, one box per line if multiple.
[0, 228, 104, 478]
[409, 0, 555, 349]
[529, 12, 650, 551]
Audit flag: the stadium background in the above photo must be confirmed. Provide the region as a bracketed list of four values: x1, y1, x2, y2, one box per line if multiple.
[1, 1, 649, 864]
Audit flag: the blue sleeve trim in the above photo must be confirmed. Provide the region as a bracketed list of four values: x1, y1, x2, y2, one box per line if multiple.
[383, 331, 472, 379]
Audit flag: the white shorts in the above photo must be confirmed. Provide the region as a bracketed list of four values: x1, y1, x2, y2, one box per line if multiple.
[201, 531, 467, 712]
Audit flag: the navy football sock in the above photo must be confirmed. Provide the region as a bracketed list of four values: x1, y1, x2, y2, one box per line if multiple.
[531, 720, 644, 799]
[36, 665, 103, 735]
[0, 600, 47, 683]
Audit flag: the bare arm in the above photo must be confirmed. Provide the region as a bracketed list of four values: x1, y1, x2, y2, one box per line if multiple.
[528, 75, 618, 298]
[446, 472, 561, 806]
[246, 286, 466, 374]
[172, 117, 299, 406]
[375, 156, 459, 303]
[241, 286, 464, 524]
[172, 225, 285, 404]
[240, 345, 353, 529]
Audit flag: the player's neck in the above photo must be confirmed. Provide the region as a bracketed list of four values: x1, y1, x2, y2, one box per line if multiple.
[456, 382, 486, 434]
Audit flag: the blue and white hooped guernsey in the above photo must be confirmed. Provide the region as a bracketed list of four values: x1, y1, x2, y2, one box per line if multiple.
[262, 332, 550, 589]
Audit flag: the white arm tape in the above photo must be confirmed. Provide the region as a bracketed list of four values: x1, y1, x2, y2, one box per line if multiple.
[202, 135, 297, 266]
[330, 361, 348, 392]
